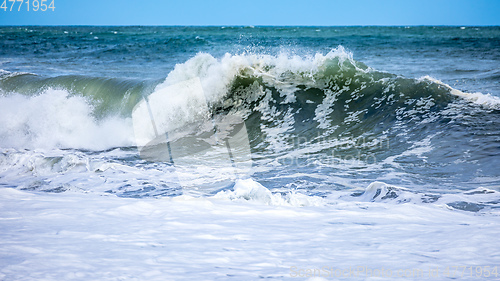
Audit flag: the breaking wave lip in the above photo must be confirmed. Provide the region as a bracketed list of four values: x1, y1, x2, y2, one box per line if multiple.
[0, 89, 135, 150]
[157, 47, 499, 112]
[421, 76, 500, 109]
[0, 69, 28, 76]
[155, 46, 370, 105]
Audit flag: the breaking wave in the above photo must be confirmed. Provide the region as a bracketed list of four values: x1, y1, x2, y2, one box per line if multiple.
[1, 47, 499, 205]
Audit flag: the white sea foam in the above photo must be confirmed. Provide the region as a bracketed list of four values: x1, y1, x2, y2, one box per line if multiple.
[0, 185, 499, 280]
[214, 178, 326, 206]
[422, 76, 500, 109]
[0, 69, 32, 78]
[155, 47, 356, 105]
[0, 89, 134, 150]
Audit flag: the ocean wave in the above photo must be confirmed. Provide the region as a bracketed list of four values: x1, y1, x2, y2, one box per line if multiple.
[1, 49, 498, 195]
[0, 89, 135, 150]
[1, 49, 498, 157]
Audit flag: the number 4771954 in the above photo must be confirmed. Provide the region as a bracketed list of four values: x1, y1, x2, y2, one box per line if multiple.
[1, 0, 55, 11]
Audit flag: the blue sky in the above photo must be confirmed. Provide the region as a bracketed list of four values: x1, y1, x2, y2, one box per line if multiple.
[0, 0, 499, 26]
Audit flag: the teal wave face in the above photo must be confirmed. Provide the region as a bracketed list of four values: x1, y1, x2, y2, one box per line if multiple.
[0, 71, 159, 118]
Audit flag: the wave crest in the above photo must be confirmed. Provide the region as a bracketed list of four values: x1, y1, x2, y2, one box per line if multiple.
[0, 89, 134, 150]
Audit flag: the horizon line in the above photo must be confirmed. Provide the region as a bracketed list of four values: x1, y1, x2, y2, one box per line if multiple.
[1, 24, 499, 27]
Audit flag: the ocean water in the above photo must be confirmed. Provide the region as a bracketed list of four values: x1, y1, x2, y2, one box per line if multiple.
[1, 26, 500, 280]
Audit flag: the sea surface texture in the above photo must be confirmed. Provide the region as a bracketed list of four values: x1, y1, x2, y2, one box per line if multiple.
[0, 26, 499, 280]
